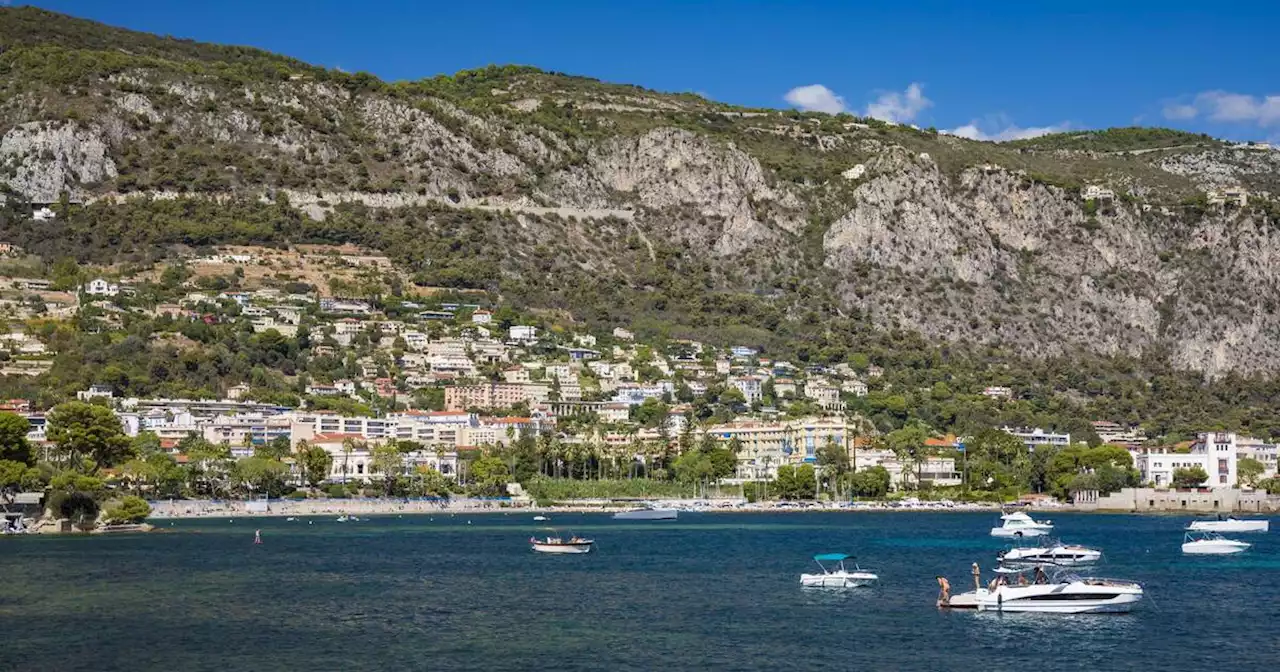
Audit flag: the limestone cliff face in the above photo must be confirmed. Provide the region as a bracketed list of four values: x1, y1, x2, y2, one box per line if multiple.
[821, 150, 1280, 376]
[2, 7, 1280, 375]
[0, 121, 118, 202]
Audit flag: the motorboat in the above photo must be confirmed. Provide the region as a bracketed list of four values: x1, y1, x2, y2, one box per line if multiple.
[1182, 531, 1251, 555]
[1187, 517, 1269, 533]
[336, 515, 349, 522]
[612, 506, 678, 521]
[998, 537, 1101, 566]
[799, 553, 878, 588]
[530, 532, 594, 554]
[977, 568, 1143, 614]
[533, 515, 548, 522]
[990, 511, 1053, 537]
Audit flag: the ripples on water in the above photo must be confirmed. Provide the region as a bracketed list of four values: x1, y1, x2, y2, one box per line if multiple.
[1, 512, 1277, 671]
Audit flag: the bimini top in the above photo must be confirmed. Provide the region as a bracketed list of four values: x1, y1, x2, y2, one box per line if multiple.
[814, 553, 852, 562]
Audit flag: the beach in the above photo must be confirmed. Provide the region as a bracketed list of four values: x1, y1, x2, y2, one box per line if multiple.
[145, 496, 1012, 519]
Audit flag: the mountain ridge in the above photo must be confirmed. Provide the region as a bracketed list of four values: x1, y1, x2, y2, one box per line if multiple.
[3, 6, 1280, 377]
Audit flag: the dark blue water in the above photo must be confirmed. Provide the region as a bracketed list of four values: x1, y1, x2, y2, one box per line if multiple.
[1, 512, 1277, 671]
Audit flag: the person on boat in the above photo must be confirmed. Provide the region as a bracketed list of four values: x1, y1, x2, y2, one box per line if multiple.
[971, 563, 981, 591]
[1034, 566, 1048, 585]
[1017, 573, 1029, 586]
[936, 576, 951, 606]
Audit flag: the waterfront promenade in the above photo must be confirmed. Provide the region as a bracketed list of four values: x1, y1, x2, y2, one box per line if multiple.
[146, 497, 1008, 519]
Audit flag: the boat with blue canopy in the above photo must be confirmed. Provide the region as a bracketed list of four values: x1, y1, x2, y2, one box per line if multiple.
[799, 553, 879, 588]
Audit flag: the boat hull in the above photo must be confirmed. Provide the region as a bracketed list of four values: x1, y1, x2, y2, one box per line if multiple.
[800, 571, 878, 588]
[991, 527, 1050, 538]
[1187, 520, 1269, 533]
[1001, 546, 1101, 566]
[977, 582, 1143, 614]
[1182, 541, 1250, 555]
[612, 509, 678, 520]
[531, 542, 593, 554]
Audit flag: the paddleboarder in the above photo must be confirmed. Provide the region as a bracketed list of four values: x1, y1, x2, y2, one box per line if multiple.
[253, 529, 262, 544]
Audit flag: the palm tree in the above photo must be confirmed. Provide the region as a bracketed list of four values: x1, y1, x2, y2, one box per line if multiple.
[341, 437, 355, 485]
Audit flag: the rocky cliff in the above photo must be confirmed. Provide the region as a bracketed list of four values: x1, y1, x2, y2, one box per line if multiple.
[3, 6, 1280, 375]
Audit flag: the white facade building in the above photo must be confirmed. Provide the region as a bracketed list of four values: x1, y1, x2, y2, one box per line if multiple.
[1001, 426, 1071, 451]
[83, 278, 120, 297]
[729, 376, 764, 404]
[1136, 432, 1240, 488]
[509, 325, 537, 342]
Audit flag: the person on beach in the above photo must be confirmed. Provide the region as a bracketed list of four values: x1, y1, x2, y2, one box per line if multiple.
[936, 576, 951, 606]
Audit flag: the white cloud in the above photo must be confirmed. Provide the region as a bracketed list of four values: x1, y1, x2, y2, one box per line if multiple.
[1162, 104, 1198, 120]
[1163, 90, 1280, 127]
[864, 83, 932, 123]
[944, 119, 1069, 142]
[783, 84, 847, 114]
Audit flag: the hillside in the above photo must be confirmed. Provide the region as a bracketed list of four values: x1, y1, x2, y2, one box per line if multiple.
[3, 6, 1280, 377]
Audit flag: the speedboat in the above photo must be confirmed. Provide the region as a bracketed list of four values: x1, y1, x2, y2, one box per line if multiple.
[1187, 517, 1269, 533]
[977, 569, 1143, 614]
[336, 515, 349, 522]
[799, 553, 878, 588]
[990, 511, 1053, 537]
[1182, 531, 1251, 555]
[533, 515, 548, 522]
[530, 532, 594, 554]
[612, 505, 678, 520]
[999, 537, 1101, 566]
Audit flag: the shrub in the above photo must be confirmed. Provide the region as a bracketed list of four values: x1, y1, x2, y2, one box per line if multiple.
[103, 495, 151, 524]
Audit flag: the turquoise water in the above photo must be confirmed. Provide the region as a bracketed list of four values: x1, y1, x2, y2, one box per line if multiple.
[2, 512, 1278, 671]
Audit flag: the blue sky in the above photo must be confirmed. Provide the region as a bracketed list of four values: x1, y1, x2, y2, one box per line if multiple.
[14, 0, 1280, 141]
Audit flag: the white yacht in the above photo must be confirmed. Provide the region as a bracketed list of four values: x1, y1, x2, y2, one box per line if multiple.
[977, 570, 1144, 613]
[990, 511, 1053, 537]
[999, 538, 1101, 566]
[1186, 517, 1269, 533]
[1182, 531, 1251, 555]
[799, 553, 878, 588]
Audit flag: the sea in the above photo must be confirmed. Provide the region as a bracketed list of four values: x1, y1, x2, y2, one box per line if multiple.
[1, 511, 1277, 671]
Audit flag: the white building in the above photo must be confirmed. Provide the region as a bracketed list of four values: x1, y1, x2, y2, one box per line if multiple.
[612, 382, 673, 406]
[841, 379, 868, 397]
[471, 309, 493, 324]
[855, 448, 961, 489]
[1136, 432, 1240, 488]
[33, 206, 57, 221]
[83, 278, 120, 297]
[1092, 421, 1147, 449]
[76, 384, 115, 401]
[1235, 436, 1278, 479]
[729, 376, 764, 404]
[982, 386, 1012, 400]
[803, 380, 845, 411]
[509, 325, 537, 343]
[612, 327, 634, 341]
[1082, 185, 1115, 201]
[1000, 426, 1071, 451]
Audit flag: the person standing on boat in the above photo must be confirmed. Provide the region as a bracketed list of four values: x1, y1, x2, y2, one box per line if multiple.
[971, 563, 981, 591]
[936, 576, 951, 606]
[1034, 566, 1047, 585]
